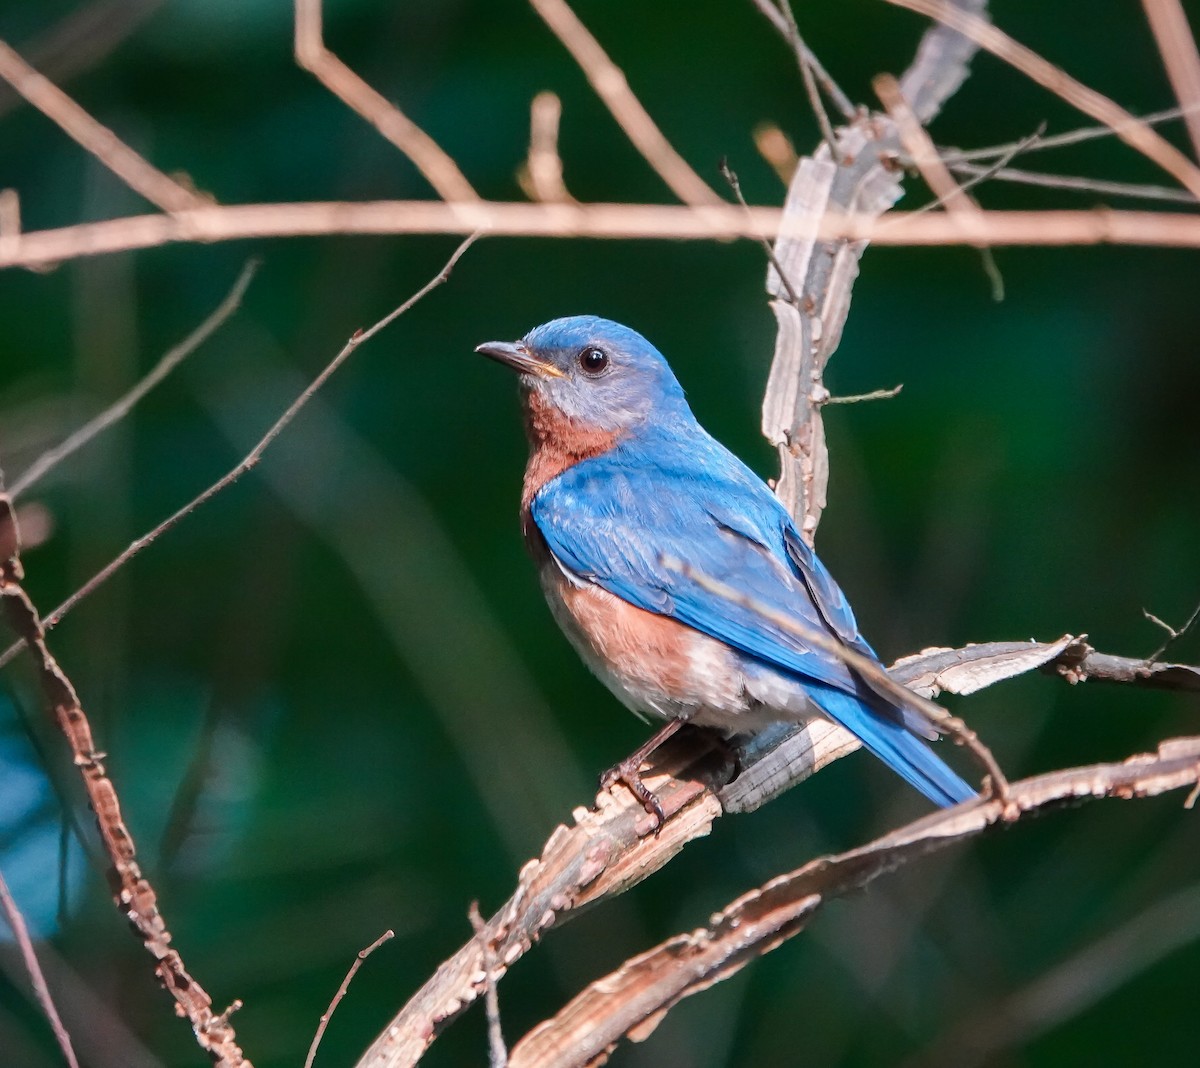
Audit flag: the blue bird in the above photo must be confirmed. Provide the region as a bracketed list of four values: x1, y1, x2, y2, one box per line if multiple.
[477, 316, 975, 811]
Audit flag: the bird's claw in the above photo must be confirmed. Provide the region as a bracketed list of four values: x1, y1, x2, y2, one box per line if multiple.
[599, 758, 666, 828]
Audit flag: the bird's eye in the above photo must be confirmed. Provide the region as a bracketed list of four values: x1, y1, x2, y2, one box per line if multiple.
[578, 347, 610, 375]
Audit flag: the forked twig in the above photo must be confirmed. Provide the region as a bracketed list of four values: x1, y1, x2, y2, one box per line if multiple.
[507, 739, 1200, 1068]
[0, 236, 479, 671]
[884, 0, 1200, 198]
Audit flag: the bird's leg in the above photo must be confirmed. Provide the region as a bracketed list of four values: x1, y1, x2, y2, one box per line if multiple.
[599, 718, 685, 826]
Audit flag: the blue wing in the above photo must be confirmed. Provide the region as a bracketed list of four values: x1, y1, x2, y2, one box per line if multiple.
[531, 428, 975, 808]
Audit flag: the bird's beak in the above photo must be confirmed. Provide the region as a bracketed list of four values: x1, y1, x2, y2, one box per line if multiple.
[475, 340, 566, 378]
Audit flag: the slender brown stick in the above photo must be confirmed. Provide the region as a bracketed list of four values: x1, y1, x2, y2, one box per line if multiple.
[0, 235, 478, 671]
[1141, 0, 1200, 162]
[292, 0, 478, 203]
[10, 259, 259, 499]
[0, 37, 205, 213]
[0, 866, 80, 1068]
[527, 0, 722, 206]
[304, 930, 395, 1068]
[883, 0, 1200, 199]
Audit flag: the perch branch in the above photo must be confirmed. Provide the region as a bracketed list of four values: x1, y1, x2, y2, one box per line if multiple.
[292, 0, 479, 203]
[507, 737, 1200, 1068]
[352, 632, 1196, 1067]
[527, 0, 722, 206]
[0, 37, 206, 213]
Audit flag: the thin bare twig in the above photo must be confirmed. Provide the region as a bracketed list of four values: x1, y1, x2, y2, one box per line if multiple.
[527, 0, 722, 206]
[292, 0, 479, 203]
[507, 738, 1200, 1068]
[946, 161, 1198, 204]
[1141, 0, 1200, 163]
[824, 383, 903, 404]
[776, 0, 841, 157]
[662, 556, 1011, 800]
[940, 103, 1200, 163]
[1145, 599, 1200, 663]
[719, 158, 801, 305]
[0, 235, 479, 671]
[0, 0, 165, 121]
[304, 930, 395, 1068]
[0, 866, 80, 1068]
[469, 904, 508, 1068]
[9, 259, 259, 499]
[884, 0, 1200, 199]
[0, 37, 206, 213]
[874, 71, 1003, 297]
[521, 92, 575, 204]
[747, 0, 855, 119]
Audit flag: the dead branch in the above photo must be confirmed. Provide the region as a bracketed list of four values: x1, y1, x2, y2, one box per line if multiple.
[507, 737, 1200, 1068]
[0, 865, 80, 1068]
[758, 0, 988, 541]
[0, 494, 252, 1066]
[292, 0, 478, 203]
[521, 92, 575, 204]
[0, 37, 205, 213]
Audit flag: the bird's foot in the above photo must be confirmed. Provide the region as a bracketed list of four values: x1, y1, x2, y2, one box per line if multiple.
[600, 757, 666, 827]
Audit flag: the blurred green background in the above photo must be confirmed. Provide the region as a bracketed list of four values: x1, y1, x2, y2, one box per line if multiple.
[1, 1, 1198, 1065]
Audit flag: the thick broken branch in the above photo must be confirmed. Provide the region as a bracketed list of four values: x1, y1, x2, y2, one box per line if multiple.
[352, 633, 1196, 1067]
[508, 737, 1200, 1068]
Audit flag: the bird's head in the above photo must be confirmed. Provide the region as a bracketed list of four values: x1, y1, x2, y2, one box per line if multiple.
[476, 315, 688, 434]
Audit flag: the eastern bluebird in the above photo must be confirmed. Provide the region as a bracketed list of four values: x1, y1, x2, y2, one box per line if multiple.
[477, 316, 975, 811]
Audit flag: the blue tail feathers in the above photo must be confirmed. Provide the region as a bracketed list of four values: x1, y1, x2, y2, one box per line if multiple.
[812, 688, 976, 808]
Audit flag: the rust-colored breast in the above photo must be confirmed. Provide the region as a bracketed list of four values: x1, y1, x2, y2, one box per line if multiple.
[520, 391, 622, 513]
